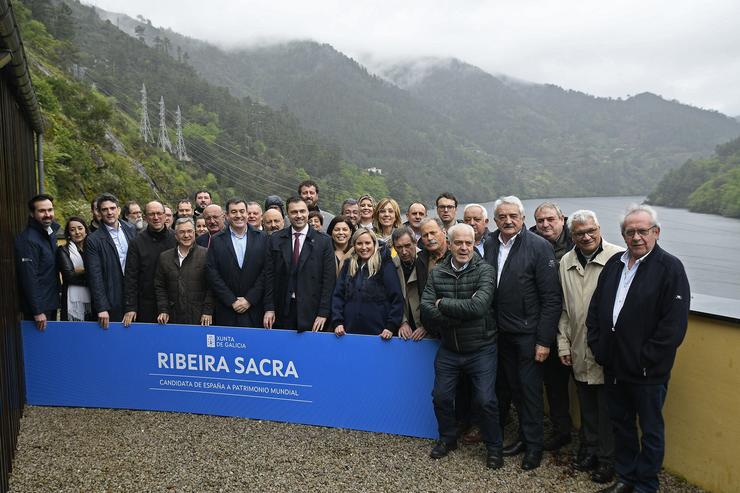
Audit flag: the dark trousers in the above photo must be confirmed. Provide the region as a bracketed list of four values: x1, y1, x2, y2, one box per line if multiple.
[576, 381, 613, 463]
[275, 299, 299, 331]
[606, 380, 668, 493]
[499, 332, 544, 452]
[432, 344, 502, 452]
[543, 344, 573, 437]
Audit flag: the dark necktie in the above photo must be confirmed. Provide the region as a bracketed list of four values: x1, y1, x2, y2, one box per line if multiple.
[292, 232, 301, 266]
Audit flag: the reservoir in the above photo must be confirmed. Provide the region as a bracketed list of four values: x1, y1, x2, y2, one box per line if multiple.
[460, 196, 740, 303]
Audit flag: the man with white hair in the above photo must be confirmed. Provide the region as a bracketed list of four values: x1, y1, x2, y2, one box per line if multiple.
[483, 195, 562, 471]
[587, 205, 689, 493]
[421, 223, 502, 469]
[463, 203, 490, 257]
[557, 210, 623, 485]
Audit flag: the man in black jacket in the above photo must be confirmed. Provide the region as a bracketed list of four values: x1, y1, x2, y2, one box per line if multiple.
[206, 198, 268, 327]
[587, 205, 689, 493]
[421, 223, 502, 469]
[85, 193, 137, 328]
[483, 195, 562, 470]
[532, 201, 575, 451]
[15, 194, 60, 330]
[263, 197, 335, 332]
[122, 201, 176, 325]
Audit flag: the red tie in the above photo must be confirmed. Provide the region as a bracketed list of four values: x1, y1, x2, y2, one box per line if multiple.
[292, 232, 301, 266]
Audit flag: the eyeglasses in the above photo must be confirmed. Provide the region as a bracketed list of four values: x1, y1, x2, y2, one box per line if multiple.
[573, 227, 599, 239]
[623, 226, 656, 238]
[437, 205, 456, 210]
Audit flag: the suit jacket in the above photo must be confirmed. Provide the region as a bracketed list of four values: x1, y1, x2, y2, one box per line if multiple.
[85, 220, 137, 321]
[264, 226, 335, 331]
[206, 225, 268, 327]
[155, 245, 214, 325]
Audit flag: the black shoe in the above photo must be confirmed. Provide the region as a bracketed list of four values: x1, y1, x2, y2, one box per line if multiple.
[502, 440, 525, 456]
[543, 433, 571, 451]
[596, 481, 633, 493]
[486, 450, 504, 470]
[430, 440, 457, 459]
[591, 463, 615, 484]
[521, 450, 542, 470]
[573, 453, 598, 471]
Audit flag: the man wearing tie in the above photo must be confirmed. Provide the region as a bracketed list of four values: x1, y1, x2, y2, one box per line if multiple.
[263, 197, 335, 332]
[206, 198, 268, 327]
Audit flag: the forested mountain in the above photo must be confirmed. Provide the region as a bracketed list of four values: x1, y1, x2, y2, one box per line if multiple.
[97, 8, 740, 202]
[382, 58, 740, 197]
[648, 136, 740, 218]
[19, 0, 390, 223]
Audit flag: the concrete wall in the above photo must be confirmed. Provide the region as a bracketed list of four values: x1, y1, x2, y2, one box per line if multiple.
[663, 314, 740, 493]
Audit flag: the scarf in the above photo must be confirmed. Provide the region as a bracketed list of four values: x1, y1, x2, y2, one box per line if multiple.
[67, 242, 92, 321]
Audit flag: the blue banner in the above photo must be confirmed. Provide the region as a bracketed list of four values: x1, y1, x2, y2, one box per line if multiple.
[22, 321, 439, 439]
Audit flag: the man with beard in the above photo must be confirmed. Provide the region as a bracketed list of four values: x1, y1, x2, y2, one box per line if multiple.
[85, 193, 137, 328]
[298, 180, 333, 230]
[15, 194, 60, 330]
[123, 201, 145, 231]
[193, 189, 212, 217]
[122, 201, 177, 325]
[262, 208, 285, 235]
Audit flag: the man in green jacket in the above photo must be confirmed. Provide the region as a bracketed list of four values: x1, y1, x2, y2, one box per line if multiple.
[420, 223, 502, 469]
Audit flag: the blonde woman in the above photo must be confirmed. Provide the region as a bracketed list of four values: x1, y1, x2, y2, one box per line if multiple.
[357, 194, 375, 230]
[372, 197, 402, 243]
[331, 228, 404, 338]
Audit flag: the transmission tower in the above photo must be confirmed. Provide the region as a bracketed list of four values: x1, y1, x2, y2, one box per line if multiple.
[173, 105, 190, 161]
[139, 84, 154, 143]
[157, 96, 173, 153]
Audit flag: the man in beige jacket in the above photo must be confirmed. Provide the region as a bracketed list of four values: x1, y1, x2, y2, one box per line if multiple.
[557, 210, 623, 485]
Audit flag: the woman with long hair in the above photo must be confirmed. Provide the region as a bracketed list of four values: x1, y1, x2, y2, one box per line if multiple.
[357, 194, 375, 230]
[326, 215, 356, 276]
[56, 216, 93, 321]
[372, 197, 402, 243]
[331, 228, 404, 338]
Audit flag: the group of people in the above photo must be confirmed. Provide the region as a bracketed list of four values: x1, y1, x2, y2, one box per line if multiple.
[15, 181, 690, 493]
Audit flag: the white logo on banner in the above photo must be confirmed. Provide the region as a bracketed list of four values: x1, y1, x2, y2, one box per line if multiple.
[206, 334, 215, 348]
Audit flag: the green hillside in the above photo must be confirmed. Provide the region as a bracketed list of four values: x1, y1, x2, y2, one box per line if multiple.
[647, 136, 740, 218]
[19, 0, 391, 224]
[95, 8, 740, 202]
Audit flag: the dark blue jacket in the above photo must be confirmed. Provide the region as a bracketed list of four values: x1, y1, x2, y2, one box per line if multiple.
[587, 244, 690, 384]
[483, 228, 562, 347]
[331, 254, 404, 335]
[84, 220, 137, 321]
[206, 225, 268, 327]
[14, 218, 60, 315]
[264, 226, 335, 331]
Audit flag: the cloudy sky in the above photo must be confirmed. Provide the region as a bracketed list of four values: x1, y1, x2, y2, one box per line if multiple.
[86, 0, 740, 116]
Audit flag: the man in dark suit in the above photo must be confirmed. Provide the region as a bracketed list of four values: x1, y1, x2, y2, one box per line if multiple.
[483, 195, 562, 471]
[263, 197, 335, 332]
[85, 193, 137, 328]
[587, 205, 689, 493]
[206, 198, 268, 327]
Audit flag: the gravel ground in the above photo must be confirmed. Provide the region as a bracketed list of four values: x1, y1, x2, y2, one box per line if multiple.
[10, 406, 704, 493]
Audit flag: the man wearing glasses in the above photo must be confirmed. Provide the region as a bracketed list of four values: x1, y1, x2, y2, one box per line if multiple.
[435, 193, 461, 231]
[587, 204, 690, 493]
[557, 210, 623, 485]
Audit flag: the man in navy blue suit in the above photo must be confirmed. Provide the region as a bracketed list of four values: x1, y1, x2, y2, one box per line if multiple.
[263, 197, 335, 332]
[206, 198, 268, 328]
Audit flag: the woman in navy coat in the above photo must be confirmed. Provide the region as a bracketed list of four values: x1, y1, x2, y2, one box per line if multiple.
[331, 228, 404, 338]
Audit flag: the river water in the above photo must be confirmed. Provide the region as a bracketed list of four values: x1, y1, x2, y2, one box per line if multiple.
[460, 196, 740, 302]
